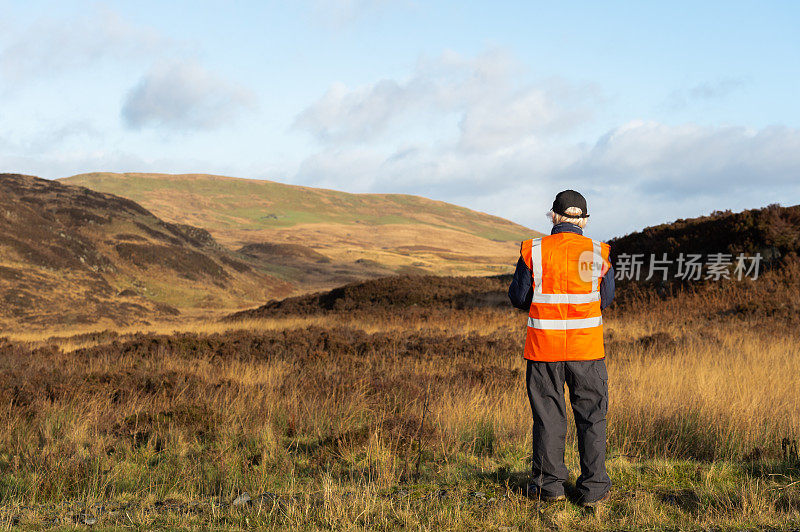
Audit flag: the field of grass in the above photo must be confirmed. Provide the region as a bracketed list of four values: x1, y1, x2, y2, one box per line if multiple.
[0, 271, 798, 530]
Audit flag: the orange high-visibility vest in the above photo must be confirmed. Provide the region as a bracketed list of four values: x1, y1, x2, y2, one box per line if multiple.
[519, 233, 610, 362]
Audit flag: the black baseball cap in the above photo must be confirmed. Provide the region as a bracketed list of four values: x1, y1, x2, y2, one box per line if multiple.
[552, 190, 589, 218]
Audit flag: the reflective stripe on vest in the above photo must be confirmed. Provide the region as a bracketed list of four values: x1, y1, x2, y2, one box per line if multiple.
[527, 316, 603, 330]
[530, 238, 543, 298]
[531, 292, 600, 304]
[591, 239, 602, 291]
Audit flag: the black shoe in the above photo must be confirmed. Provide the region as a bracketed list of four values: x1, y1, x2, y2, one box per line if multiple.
[524, 484, 566, 502]
[580, 490, 611, 507]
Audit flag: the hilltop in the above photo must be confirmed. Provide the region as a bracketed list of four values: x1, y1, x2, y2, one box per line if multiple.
[0, 174, 291, 328]
[60, 173, 541, 285]
[609, 203, 800, 264]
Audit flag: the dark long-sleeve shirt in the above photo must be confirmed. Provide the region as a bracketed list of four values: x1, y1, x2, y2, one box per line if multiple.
[508, 222, 615, 311]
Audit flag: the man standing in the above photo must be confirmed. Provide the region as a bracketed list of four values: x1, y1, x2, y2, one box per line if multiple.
[508, 190, 615, 507]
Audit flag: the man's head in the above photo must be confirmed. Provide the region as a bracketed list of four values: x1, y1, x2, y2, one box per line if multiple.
[549, 189, 589, 229]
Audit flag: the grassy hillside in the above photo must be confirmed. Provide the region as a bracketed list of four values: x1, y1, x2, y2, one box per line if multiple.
[0, 174, 291, 329]
[61, 172, 542, 281]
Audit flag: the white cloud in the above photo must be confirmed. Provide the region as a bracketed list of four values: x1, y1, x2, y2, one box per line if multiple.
[121, 60, 255, 131]
[0, 119, 101, 165]
[294, 79, 413, 142]
[294, 49, 596, 149]
[0, 8, 167, 84]
[20, 121, 101, 153]
[457, 84, 593, 152]
[571, 121, 800, 195]
[0, 8, 255, 135]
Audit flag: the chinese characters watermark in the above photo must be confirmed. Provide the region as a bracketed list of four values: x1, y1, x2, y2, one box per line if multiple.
[614, 253, 762, 281]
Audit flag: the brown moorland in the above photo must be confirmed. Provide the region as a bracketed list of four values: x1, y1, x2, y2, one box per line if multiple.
[0, 204, 797, 528]
[0, 173, 292, 329]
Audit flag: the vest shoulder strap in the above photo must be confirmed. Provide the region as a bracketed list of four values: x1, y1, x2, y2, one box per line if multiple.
[520, 237, 542, 271]
[589, 239, 611, 277]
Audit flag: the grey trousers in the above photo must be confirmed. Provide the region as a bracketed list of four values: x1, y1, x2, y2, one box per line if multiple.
[526, 359, 612, 502]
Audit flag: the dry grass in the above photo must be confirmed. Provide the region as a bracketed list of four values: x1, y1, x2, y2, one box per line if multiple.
[0, 283, 798, 529]
[4, 308, 518, 353]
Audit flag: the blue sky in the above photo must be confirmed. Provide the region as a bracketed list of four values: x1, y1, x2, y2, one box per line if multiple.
[1, 0, 798, 239]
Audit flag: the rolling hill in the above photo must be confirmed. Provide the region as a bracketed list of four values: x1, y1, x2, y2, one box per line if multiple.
[60, 173, 541, 283]
[0, 173, 292, 328]
[227, 203, 800, 323]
